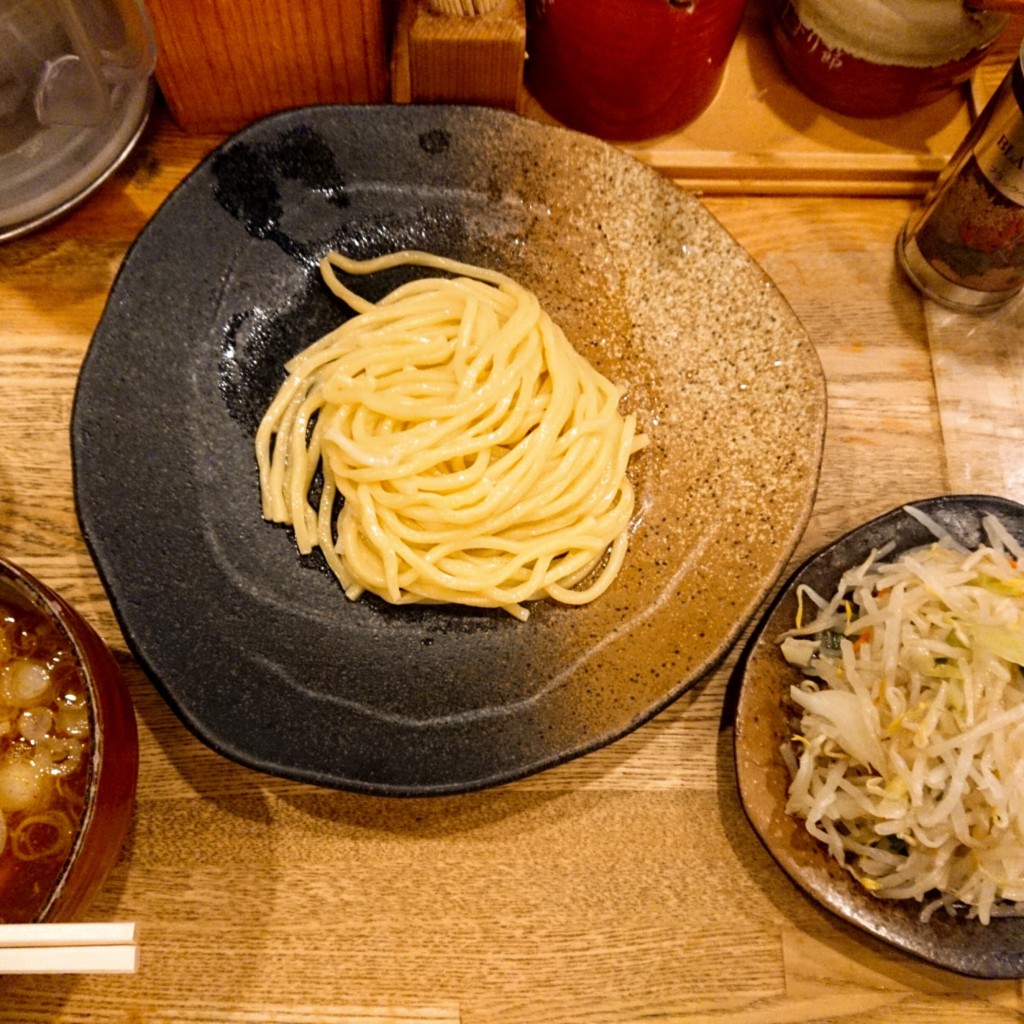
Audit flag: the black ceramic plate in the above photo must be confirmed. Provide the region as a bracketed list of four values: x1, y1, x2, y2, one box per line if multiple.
[73, 105, 825, 795]
[734, 495, 1024, 978]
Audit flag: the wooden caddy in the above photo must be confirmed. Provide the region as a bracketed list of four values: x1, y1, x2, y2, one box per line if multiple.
[391, 0, 527, 110]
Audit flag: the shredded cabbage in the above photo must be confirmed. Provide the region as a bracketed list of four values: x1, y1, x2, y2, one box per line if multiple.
[779, 508, 1024, 923]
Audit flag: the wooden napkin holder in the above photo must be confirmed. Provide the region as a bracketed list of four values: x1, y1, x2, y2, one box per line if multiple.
[146, 0, 393, 133]
[391, 0, 526, 109]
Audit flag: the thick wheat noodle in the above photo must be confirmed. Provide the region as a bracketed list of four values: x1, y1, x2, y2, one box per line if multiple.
[255, 249, 648, 621]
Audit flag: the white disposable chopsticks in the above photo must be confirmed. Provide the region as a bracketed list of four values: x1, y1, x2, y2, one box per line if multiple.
[0, 922, 138, 974]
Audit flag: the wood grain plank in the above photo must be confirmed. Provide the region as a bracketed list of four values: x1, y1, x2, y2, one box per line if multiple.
[145, 0, 390, 133]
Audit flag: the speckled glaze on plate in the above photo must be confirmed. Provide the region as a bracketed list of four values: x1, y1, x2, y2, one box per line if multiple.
[73, 104, 825, 795]
[734, 495, 1024, 978]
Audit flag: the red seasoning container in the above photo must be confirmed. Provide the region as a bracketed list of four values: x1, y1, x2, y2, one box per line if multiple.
[898, 39, 1024, 311]
[768, 0, 1007, 118]
[525, 0, 748, 141]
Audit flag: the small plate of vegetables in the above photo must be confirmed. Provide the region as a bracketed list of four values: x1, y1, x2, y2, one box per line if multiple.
[734, 494, 1024, 978]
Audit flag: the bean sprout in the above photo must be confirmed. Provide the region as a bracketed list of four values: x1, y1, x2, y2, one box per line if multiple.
[780, 510, 1024, 923]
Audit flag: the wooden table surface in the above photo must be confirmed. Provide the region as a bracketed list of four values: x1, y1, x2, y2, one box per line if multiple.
[4, 91, 1024, 1023]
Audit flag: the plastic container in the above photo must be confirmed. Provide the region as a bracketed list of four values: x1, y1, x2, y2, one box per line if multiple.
[0, 0, 156, 241]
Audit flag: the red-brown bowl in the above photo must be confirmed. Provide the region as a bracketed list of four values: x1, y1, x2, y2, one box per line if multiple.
[0, 557, 138, 923]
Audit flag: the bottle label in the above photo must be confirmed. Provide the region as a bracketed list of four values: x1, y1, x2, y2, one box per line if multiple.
[974, 59, 1024, 204]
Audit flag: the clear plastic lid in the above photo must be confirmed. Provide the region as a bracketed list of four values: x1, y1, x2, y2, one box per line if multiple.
[0, 0, 156, 239]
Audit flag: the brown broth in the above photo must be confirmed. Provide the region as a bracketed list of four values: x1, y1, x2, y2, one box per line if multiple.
[0, 595, 92, 923]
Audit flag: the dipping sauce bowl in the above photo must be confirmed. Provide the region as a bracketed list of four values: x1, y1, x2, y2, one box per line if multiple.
[0, 557, 137, 924]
